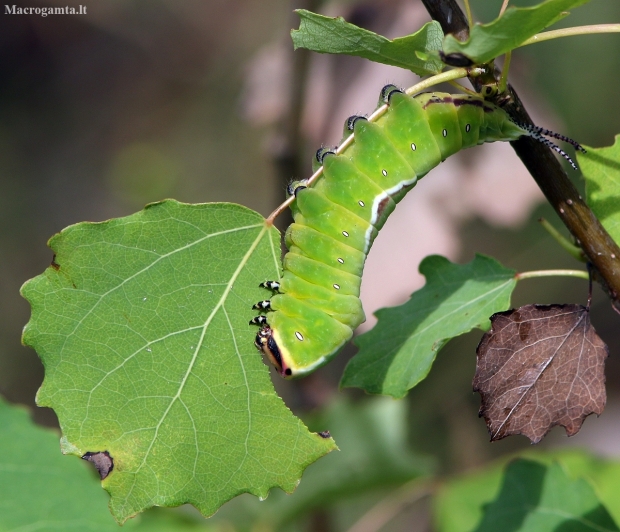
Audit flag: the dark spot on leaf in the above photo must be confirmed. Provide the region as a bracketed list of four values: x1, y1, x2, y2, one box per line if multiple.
[439, 51, 474, 67]
[82, 451, 114, 480]
[318, 430, 331, 439]
[473, 304, 608, 443]
[518, 321, 531, 341]
[50, 255, 60, 270]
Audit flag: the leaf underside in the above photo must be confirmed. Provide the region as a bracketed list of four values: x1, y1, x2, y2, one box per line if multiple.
[474, 304, 608, 443]
[292, 10, 444, 76]
[21, 200, 335, 523]
[442, 0, 591, 65]
[342, 254, 517, 398]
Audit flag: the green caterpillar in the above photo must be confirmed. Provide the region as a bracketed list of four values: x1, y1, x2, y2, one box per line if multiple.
[251, 84, 583, 378]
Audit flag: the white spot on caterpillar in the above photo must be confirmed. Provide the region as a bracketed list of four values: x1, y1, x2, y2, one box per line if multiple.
[411, 143, 417, 151]
[466, 124, 471, 132]
[295, 331, 304, 341]
[342, 231, 349, 237]
[382, 169, 388, 176]
[358, 200, 365, 207]
[337, 258, 344, 264]
[442, 129, 448, 137]
[333, 284, 340, 290]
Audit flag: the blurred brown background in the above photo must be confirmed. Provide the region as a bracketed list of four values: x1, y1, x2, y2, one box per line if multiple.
[1, 0, 620, 529]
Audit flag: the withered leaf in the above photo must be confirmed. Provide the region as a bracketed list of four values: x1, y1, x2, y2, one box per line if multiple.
[474, 304, 608, 443]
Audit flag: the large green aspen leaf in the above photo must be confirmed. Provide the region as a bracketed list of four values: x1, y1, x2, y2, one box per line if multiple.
[341, 255, 516, 398]
[579, 136, 620, 245]
[442, 0, 590, 65]
[292, 10, 444, 76]
[21, 200, 335, 523]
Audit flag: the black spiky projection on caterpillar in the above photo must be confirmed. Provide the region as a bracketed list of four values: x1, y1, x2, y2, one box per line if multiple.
[251, 84, 584, 378]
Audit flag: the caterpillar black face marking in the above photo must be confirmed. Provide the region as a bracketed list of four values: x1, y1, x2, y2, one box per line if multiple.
[255, 326, 290, 376]
[250, 85, 582, 378]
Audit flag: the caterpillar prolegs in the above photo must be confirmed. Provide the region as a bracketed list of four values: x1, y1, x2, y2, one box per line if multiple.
[252, 84, 584, 378]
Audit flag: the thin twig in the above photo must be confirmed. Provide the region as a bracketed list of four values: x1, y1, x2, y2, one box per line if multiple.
[499, 0, 511, 17]
[272, 0, 324, 230]
[346, 479, 435, 532]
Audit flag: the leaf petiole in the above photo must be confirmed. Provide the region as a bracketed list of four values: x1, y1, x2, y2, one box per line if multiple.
[463, 0, 473, 29]
[538, 217, 586, 261]
[515, 269, 589, 281]
[498, 51, 511, 93]
[520, 24, 620, 47]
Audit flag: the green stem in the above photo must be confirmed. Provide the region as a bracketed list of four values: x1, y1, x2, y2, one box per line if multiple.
[463, 0, 473, 28]
[516, 269, 589, 281]
[521, 24, 620, 47]
[498, 51, 511, 93]
[404, 68, 477, 96]
[538, 217, 586, 262]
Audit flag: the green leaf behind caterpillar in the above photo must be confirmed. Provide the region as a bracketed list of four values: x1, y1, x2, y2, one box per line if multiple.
[442, 0, 591, 66]
[292, 10, 444, 76]
[342, 254, 516, 398]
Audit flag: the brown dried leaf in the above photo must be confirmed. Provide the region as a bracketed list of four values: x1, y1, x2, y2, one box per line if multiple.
[473, 304, 608, 443]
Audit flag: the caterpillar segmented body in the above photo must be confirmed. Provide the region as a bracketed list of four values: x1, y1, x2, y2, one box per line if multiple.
[252, 85, 583, 378]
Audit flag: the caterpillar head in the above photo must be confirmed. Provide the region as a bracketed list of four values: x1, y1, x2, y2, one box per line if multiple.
[255, 325, 293, 378]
